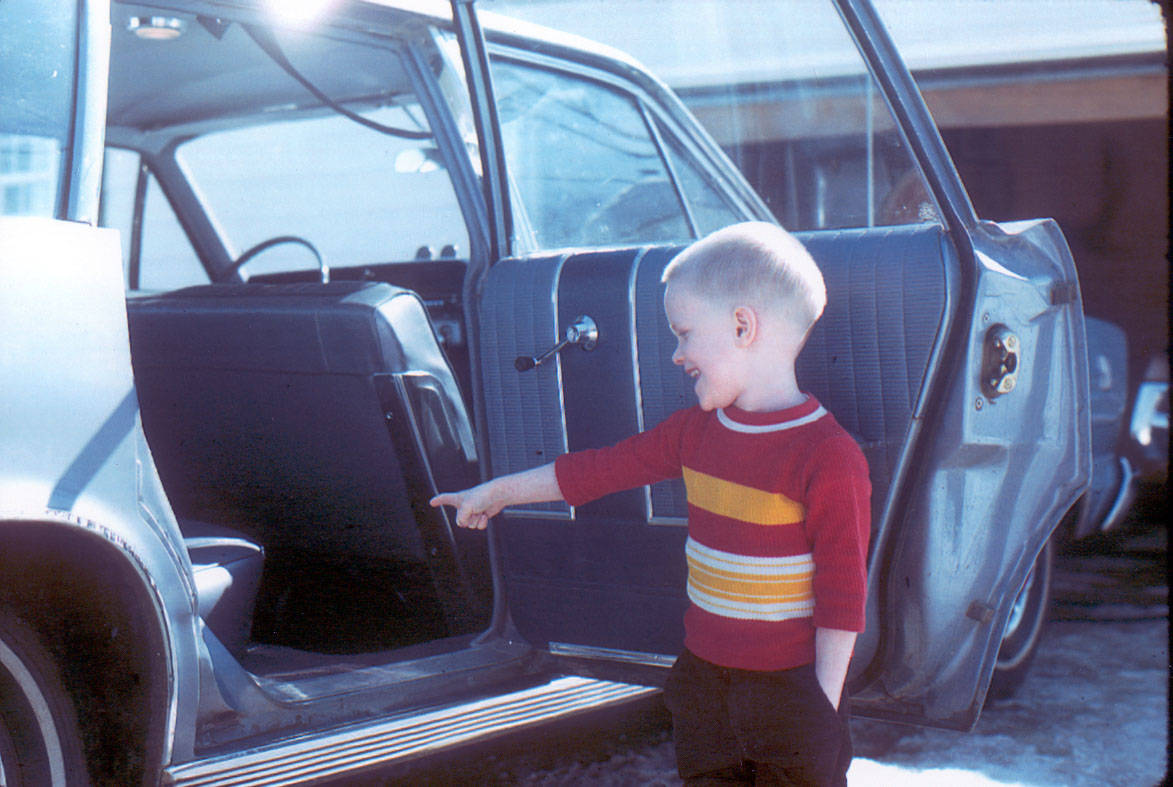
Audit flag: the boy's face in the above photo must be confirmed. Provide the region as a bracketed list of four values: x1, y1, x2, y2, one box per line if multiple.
[664, 283, 748, 411]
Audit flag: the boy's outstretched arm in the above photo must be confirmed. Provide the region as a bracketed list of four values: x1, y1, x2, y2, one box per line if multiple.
[814, 627, 857, 710]
[430, 463, 562, 530]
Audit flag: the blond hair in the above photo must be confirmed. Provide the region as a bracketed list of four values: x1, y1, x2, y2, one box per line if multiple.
[661, 221, 826, 338]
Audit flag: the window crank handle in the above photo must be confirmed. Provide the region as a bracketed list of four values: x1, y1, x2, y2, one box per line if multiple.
[515, 315, 598, 372]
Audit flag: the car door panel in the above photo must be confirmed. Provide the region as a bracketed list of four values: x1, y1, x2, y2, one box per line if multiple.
[481, 225, 954, 675]
[481, 247, 688, 660]
[558, 249, 648, 522]
[479, 252, 573, 518]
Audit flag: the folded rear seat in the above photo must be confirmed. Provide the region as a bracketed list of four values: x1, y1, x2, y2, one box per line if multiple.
[127, 281, 481, 643]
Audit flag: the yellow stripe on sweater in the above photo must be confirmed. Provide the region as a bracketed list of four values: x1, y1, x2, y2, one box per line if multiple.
[684, 539, 815, 618]
[689, 574, 812, 605]
[687, 563, 813, 602]
[687, 553, 814, 581]
[687, 581, 815, 621]
[682, 466, 805, 526]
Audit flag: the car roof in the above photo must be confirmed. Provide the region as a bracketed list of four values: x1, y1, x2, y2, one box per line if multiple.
[105, 0, 647, 143]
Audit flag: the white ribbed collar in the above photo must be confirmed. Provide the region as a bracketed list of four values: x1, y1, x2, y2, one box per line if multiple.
[716, 404, 827, 434]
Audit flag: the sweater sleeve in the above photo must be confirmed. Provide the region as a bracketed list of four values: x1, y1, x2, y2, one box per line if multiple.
[554, 408, 692, 507]
[805, 433, 871, 632]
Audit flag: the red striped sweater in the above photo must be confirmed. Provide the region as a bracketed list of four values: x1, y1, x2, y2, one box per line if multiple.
[554, 395, 870, 671]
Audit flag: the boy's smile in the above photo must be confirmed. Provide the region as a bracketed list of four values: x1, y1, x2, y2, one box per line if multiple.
[664, 284, 747, 411]
[663, 279, 807, 414]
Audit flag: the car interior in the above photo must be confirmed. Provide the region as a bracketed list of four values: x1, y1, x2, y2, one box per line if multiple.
[129, 282, 488, 663]
[104, 3, 495, 691]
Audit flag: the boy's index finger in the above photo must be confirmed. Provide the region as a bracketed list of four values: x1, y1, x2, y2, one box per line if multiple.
[429, 492, 457, 508]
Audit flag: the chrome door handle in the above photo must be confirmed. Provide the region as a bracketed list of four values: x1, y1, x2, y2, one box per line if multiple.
[515, 315, 598, 372]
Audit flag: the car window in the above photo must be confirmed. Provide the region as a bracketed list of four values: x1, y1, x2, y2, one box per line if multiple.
[99, 148, 208, 291]
[175, 100, 469, 278]
[491, 58, 694, 250]
[0, 136, 60, 216]
[487, 1, 940, 232]
[0, 0, 76, 218]
[653, 116, 745, 236]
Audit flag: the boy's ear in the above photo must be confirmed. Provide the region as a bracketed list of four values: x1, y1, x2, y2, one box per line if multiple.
[732, 305, 758, 347]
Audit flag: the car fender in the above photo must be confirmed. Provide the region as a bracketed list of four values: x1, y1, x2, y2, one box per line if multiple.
[0, 216, 206, 772]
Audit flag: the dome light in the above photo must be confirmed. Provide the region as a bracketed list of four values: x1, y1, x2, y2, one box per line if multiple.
[128, 16, 185, 41]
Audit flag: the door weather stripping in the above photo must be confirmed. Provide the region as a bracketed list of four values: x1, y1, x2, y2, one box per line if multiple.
[164, 676, 656, 785]
[451, 0, 512, 258]
[549, 642, 678, 668]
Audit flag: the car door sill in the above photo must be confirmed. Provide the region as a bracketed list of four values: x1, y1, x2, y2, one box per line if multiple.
[167, 675, 657, 785]
[251, 640, 528, 704]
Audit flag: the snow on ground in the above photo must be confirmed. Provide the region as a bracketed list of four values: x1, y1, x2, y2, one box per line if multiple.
[847, 760, 1034, 786]
[846, 620, 1168, 786]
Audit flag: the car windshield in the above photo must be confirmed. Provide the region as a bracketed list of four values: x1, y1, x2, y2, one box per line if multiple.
[177, 99, 468, 275]
[168, 26, 469, 276]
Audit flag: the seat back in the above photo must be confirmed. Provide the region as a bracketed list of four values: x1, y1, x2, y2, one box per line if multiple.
[127, 281, 473, 564]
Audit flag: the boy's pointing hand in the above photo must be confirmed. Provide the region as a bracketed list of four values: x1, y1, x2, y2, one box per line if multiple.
[430, 484, 500, 530]
[430, 463, 561, 530]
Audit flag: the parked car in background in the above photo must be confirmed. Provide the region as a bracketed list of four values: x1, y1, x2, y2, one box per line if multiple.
[1130, 355, 1169, 482]
[2, 0, 1092, 783]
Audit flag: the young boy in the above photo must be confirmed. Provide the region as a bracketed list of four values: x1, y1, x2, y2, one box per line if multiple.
[431, 222, 870, 786]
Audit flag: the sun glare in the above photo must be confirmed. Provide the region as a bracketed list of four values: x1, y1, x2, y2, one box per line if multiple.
[262, 0, 337, 25]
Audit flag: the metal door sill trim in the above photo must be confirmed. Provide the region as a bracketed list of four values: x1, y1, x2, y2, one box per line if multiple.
[164, 676, 656, 785]
[549, 642, 678, 668]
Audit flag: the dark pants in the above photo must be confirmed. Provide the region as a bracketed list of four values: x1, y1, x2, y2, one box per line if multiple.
[663, 650, 852, 786]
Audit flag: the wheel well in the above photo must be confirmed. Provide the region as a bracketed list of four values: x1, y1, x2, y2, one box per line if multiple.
[0, 521, 171, 786]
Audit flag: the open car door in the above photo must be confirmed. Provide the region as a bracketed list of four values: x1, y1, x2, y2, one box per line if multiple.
[457, 0, 1090, 730]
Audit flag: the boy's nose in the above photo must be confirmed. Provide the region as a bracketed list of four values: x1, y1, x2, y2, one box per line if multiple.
[671, 345, 683, 365]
